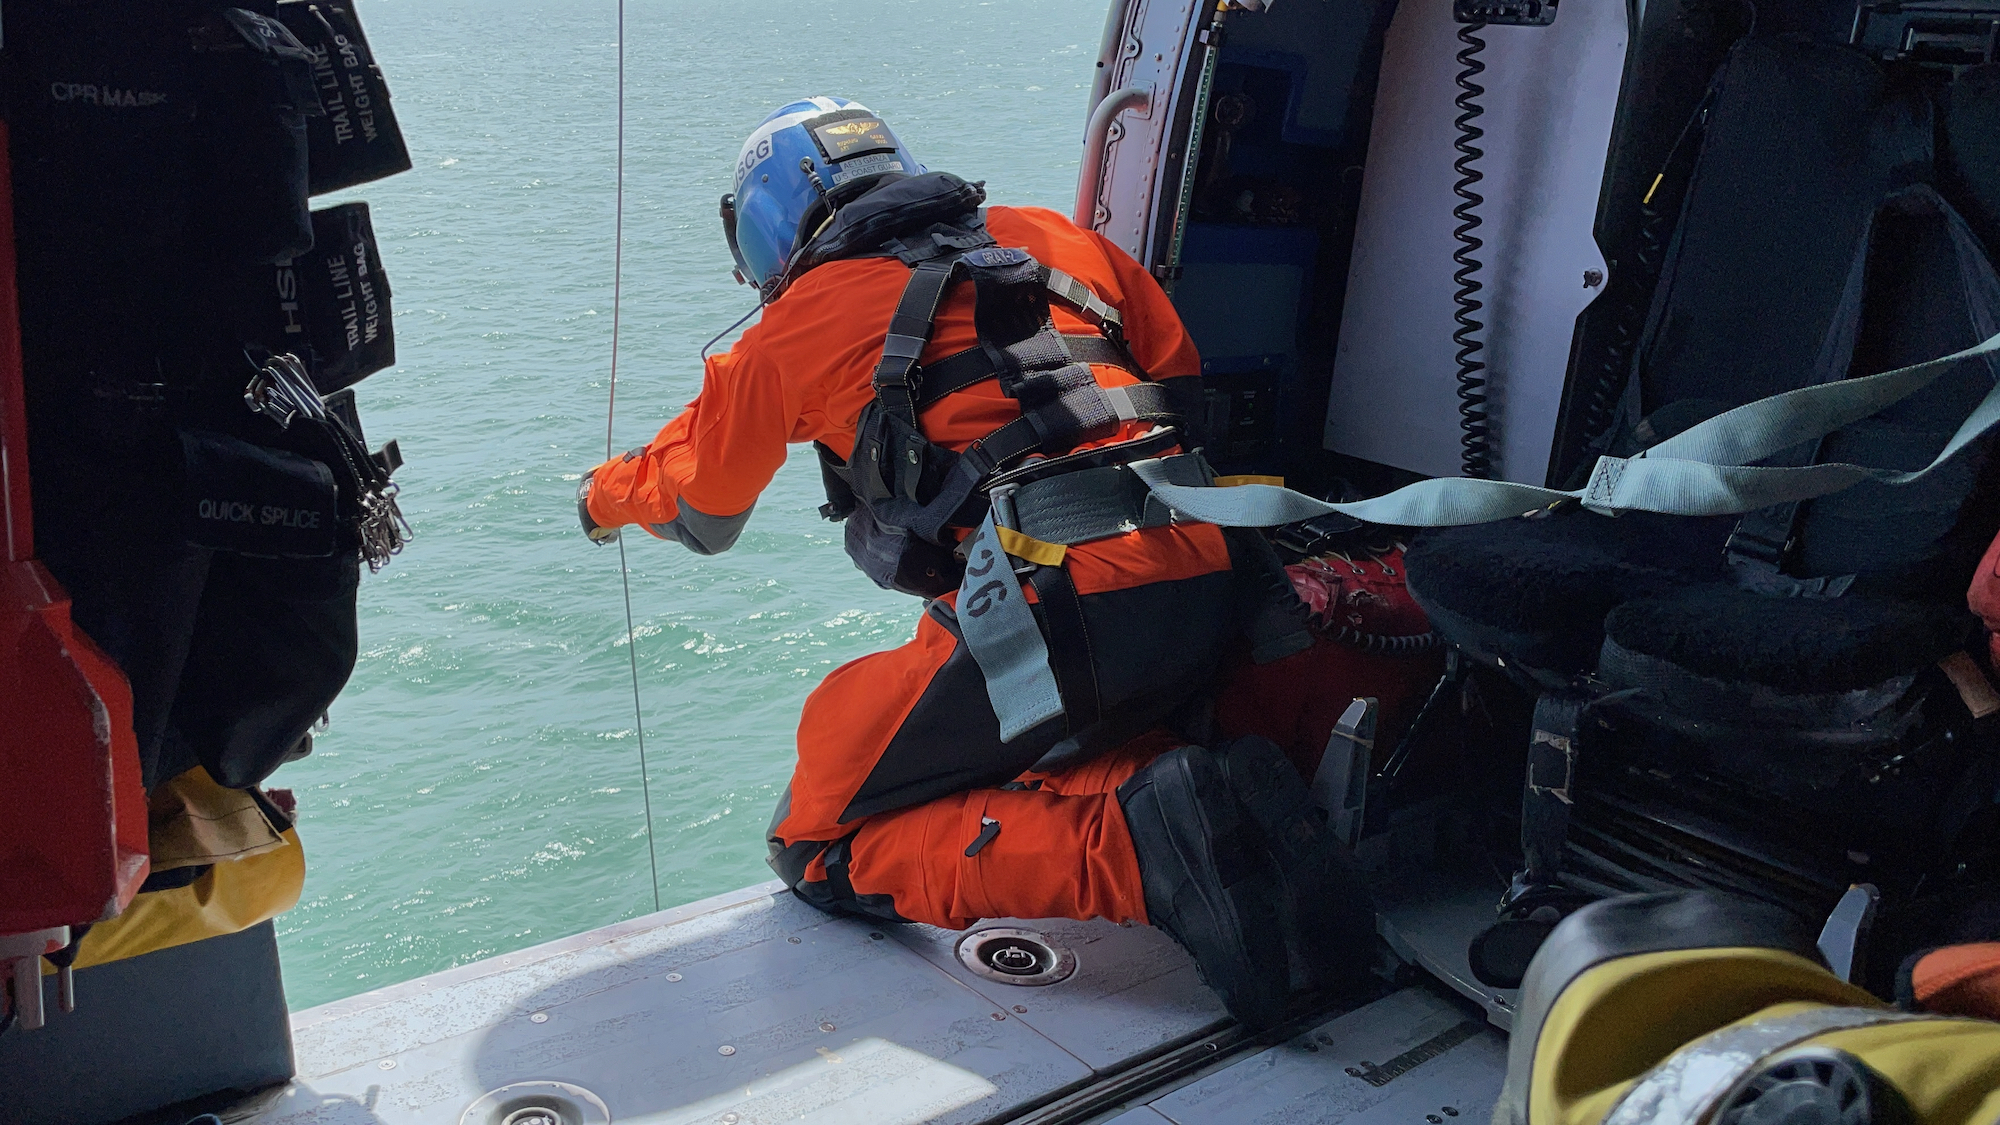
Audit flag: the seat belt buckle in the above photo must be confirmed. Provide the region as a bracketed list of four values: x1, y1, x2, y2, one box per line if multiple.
[987, 484, 1039, 575]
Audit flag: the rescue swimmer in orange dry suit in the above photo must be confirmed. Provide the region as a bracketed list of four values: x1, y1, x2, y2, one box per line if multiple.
[576, 97, 1373, 1028]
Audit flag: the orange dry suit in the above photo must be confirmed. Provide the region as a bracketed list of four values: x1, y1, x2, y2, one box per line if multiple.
[587, 173, 1306, 929]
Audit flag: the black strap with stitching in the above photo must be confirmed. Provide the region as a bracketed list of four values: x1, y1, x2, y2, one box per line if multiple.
[1030, 564, 1102, 733]
[917, 334, 1137, 409]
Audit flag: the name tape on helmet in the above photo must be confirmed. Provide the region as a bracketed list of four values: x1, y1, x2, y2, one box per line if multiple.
[830, 152, 906, 184]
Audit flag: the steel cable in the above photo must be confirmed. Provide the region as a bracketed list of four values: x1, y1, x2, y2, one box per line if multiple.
[603, 0, 662, 914]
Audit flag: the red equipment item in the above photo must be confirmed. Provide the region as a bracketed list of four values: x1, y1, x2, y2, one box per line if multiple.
[0, 118, 150, 941]
[1215, 549, 1443, 782]
[1970, 525, 2000, 666]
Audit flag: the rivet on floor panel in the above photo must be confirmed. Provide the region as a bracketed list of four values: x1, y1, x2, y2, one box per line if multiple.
[529, 1012, 549, 1024]
[719, 1045, 736, 1056]
[378, 1060, 396, 1070]
[820, 1021, 836, 1032]
[666, 972, 683, 982]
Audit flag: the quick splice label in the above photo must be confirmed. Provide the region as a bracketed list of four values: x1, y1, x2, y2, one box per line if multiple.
[181, 430, 339, 558]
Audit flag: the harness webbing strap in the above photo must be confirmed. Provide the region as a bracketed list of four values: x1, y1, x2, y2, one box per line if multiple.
[957, 510, 1065, 741]
[1045, 267, 1124, 334]
[873, 258, 963, 420]
[1128, 330, 2000, 530]
[1031, 563, 1102, 734]
[1009, 453, 1208, 545]
[917, 334, 1136, 408]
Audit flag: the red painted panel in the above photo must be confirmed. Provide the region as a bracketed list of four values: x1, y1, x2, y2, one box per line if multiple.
[0, 118, 150, 933]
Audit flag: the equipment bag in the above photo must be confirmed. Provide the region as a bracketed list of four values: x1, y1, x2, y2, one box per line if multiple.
[1215, 547, 1443, 781]
[179, 428, 339, 558]
[189, 7, 324, 265]
[246, 202, 397, 392]
[166, 350, 403, 788]
[276, 0, 415, 195]
[167, 549, 358, 789]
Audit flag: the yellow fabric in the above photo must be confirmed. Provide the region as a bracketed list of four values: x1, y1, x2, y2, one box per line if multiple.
[996, 526, 1069, 566]
[148, 765, 286, 871]
[1813, 1020, 2000, 1124]
[1214, 474, 1284, 487]
[49, 827, 305, 973]
[1530, 948, 1878, 1125]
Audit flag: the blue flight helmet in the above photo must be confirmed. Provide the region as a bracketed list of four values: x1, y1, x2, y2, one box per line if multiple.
[721, 97, 920, 296]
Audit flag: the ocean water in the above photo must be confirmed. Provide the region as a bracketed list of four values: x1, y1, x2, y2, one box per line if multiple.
[276, 0, 1111, 1010]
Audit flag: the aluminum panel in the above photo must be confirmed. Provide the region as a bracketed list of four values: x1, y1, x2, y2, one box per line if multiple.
[252, 887, 1094, 1125]
[891, 916, 1230, 1072]
[1148, 987, 1507, 1125]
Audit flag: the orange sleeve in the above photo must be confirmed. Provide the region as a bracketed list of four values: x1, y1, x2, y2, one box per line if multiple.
[1080, 226, 1201, 381]
[584, 262, 900, 538]
[585, 334, 795, 535]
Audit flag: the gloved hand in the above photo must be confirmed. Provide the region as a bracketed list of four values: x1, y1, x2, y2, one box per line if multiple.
[577, 470, 619, 545]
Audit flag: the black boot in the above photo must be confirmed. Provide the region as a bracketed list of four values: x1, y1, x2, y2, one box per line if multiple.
[1117, 743, 1292, 1030]
[1216, 734, 1378, 998]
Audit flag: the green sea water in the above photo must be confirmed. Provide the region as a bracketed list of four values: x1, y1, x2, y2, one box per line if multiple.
[277, 0, 1110, 1010]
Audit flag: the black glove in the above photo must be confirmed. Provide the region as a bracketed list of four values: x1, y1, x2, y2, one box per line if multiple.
[577, 470, 619, 544]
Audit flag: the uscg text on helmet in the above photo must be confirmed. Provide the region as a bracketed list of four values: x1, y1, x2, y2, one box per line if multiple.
[51, 83, 168, 108]
[735, 136, 774, 186]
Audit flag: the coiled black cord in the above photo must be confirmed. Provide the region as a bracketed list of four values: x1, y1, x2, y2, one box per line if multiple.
[1323, 625, 1444, 656]
[1576, 193, 1667, 446]
[1452, 22, 1494, 479]
[1575, 88, 1719, 454]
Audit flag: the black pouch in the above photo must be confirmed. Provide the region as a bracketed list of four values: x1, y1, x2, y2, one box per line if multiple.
[239, 351, 410, 569]
[276, 0, 415, 194]
[169, 549, 360, 788]
[843, 501, 964, 598]
[189, 8, 324, 264]
[246, 203, 396, 391]
[179, 428, 338, 558]
[306, 202, 395, 391]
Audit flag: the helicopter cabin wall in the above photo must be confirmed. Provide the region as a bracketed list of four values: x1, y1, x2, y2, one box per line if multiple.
[1166, 0, 1400, 487]
[1321, 0, 1628, 487]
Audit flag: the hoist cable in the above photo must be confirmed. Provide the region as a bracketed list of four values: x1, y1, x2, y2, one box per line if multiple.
[603, 0, 662, 915]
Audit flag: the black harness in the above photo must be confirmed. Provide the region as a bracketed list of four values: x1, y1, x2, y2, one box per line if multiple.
[806, 174, 1200, 596]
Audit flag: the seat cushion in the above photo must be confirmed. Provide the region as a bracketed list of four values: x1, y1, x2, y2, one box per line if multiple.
[1601, 586, 1970, 727]
[1404, 510, 1734, 681]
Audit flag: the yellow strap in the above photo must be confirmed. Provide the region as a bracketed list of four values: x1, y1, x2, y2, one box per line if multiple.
[996, 526, 1068, 566]
[1214, 474, 1285, 487]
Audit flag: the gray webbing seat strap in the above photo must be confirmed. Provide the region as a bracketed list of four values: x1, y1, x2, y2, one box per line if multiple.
[1133, 330, 2000, 530]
